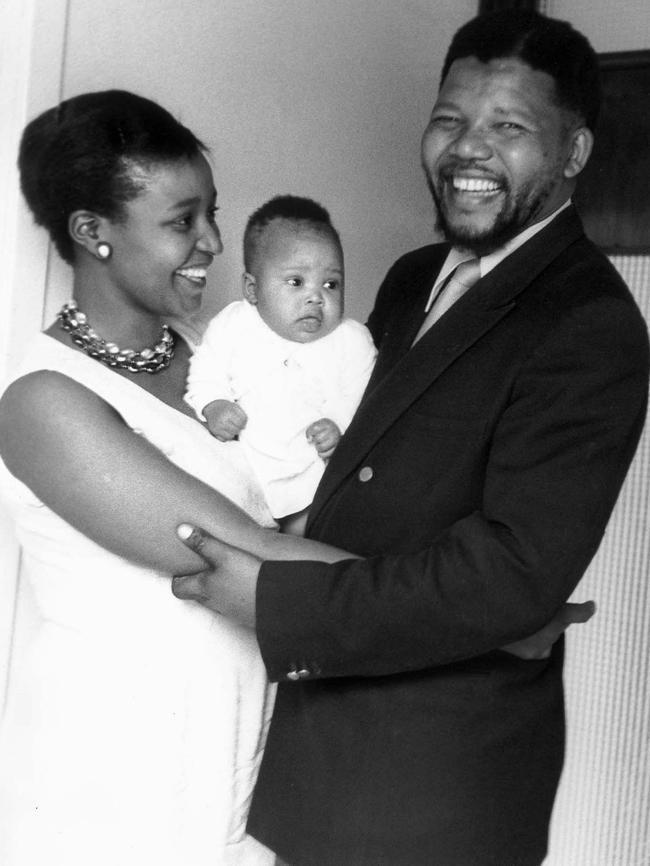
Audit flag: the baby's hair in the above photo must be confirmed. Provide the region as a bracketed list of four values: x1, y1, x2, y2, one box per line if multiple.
[243, 194, 342, 272]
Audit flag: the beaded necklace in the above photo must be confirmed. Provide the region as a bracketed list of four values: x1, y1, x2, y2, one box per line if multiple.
[58, 300, 175, 374]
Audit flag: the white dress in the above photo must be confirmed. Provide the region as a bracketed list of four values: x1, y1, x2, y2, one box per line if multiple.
[0, 334, 277, 866]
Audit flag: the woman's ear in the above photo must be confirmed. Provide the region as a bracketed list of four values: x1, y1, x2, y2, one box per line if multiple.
[242, 272, 258, 304]
[68, 210, 108, 258]
[564, 127, 594, 179]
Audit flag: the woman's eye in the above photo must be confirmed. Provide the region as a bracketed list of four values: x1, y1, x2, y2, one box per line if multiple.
[174, 214, 192, 228]
[208, 206, 220, 222]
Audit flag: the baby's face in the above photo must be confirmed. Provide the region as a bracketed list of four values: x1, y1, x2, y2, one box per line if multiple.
[245, 219, 344, 343]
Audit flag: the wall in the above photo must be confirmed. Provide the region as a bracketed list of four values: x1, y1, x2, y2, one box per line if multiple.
[59, 0, 474, 325]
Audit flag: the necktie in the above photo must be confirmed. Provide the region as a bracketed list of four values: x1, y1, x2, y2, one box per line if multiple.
[413, 258, 481, 344]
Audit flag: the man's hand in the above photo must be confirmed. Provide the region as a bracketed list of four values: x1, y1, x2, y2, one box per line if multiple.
[203, 399, 248, 441]
[501, 600, 596, 660]
[306, 417, 341, 460]
[172, 524, 260, 628]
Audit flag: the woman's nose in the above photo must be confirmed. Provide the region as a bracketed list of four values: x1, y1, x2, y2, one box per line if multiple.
[198, 222, 223, 256]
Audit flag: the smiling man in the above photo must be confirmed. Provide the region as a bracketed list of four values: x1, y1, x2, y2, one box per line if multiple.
[173, 10, 649, 866]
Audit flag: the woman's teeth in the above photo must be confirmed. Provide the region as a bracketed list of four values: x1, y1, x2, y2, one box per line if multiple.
[176, 267, 207, 284]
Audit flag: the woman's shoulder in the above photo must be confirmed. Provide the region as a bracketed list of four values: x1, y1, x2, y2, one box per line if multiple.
[1, 333, 121, 422]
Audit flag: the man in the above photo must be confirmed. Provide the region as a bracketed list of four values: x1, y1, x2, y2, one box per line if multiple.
[174, 10, 649, 865]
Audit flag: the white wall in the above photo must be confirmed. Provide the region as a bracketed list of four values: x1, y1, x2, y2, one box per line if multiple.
[61, 0, 473, 325]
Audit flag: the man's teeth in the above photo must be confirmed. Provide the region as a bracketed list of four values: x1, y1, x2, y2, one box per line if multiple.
[177, 267, 207, 282]
[452, 177, 500, 193]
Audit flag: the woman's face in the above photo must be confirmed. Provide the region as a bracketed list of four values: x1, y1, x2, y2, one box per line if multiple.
[103, 154, 222, 319]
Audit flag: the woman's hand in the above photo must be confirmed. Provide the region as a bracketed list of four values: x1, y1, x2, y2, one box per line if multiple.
[501, 601, 596, 659]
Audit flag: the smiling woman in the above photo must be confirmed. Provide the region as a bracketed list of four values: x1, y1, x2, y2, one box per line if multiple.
[0, 89, 355, 866]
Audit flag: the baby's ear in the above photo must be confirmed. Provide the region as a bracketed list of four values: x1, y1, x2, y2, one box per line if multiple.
[242, 272, 258, 304]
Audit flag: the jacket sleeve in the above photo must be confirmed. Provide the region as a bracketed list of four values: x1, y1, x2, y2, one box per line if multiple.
[256, 290, 649, 681]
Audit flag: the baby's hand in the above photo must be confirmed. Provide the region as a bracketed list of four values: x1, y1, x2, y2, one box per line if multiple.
[306, 418, 341, 460]
[203, 399, 248, 441]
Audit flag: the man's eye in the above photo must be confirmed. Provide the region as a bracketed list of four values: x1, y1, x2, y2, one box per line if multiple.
[174, 215, 192, 228]
[429, 114, 460, 127]
[497, 122, 525, 133]
[208, 206, 220, 222]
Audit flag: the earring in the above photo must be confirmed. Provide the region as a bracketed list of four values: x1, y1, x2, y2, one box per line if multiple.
[96, 242, 112, 260]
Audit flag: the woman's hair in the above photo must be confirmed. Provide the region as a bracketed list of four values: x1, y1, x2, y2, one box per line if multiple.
[243, 194, 342, 272]
[18, 89, 207, 263]
[441, 10, 602, 132]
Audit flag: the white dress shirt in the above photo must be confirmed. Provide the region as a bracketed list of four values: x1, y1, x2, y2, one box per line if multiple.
[422, 200, 573, 314]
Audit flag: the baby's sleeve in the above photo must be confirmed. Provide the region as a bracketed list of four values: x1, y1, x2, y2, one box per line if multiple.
[335, 319, 378, 429]
[184, 309, 235, 419]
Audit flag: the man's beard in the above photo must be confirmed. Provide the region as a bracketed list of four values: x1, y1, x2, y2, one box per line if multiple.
[425, 171, 555, 257]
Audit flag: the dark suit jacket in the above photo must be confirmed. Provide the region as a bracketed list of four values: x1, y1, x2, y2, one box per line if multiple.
[247, 207, 649, 866]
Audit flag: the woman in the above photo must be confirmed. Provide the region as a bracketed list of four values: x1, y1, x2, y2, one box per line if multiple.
[0, 90, 351, 866]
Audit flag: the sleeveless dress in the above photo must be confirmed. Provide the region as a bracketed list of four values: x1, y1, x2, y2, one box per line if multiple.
[0, 334, 277, 866]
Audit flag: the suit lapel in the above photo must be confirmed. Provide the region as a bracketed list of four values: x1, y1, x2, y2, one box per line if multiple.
[309, 207, 586, 526]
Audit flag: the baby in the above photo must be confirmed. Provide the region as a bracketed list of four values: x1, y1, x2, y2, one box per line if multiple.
[185, 195, 377, 526]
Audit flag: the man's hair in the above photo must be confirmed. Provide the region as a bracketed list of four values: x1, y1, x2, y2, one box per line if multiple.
[18, 89, 207, 263]
[243, 194, 341, 272]
[441, 10, 601, 131]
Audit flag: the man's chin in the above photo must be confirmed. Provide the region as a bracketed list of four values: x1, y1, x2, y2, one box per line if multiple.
[436, 213, 522, 257]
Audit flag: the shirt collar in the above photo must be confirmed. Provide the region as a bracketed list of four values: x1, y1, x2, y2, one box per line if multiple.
[423, 199, 572, 312]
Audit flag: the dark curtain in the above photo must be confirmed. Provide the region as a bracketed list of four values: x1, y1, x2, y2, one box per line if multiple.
[478, 0, 539, 12]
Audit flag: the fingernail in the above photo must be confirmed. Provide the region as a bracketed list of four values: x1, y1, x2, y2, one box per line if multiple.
[177, 523, 194, 541]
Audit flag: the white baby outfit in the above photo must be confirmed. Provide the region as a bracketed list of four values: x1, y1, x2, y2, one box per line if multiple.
[185, 301, 377, 517]
[0, 334, 277, 866]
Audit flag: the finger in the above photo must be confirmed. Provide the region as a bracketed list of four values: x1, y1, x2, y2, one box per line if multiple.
[560, 600, 596, 625]
[171, 572, 205, 601]
[177, 523, 208, 554]
[232, 406, 248, 425]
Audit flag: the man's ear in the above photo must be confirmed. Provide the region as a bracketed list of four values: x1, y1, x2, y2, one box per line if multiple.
[564, 127, 594, 179]
[68, 210, 105, 256]
[242, 272, 258, 304]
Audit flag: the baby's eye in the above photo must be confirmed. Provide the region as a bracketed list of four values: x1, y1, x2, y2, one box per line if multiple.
[323, 280, 341, 291]
[287, 277, 303, 287]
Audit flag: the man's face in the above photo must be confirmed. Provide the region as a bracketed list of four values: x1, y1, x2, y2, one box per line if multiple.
[421, 56, 588, 255]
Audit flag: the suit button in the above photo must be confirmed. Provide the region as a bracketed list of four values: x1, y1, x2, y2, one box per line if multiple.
[358, 466, 373, 482]
[287, 665, 311, 681]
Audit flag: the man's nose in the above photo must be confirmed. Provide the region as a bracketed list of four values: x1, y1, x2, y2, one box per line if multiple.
[450, 125, 493, 161]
